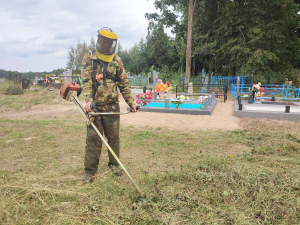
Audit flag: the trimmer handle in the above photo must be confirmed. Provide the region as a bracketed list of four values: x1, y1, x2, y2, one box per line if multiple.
[90, 102, 140, 113]
[90, 102, 96, 111]
[130, 105, 140, 112]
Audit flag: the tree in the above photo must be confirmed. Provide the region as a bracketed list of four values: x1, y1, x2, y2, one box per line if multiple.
[67, 40, 89, 74]
[137, 38, 149, 72]
[89, 37, 96, 52]
[117, 40, 148, 75]
[51, 68, 65, 75]
[146, 25, 172, 70]
[128, 44, 142, 74]
[8, 71, 12, 80]
[170, 36, 186, 75]
[67, 45, 76, 72]
[193, 0, 219, 81]
[213, 0, 300, 78]
[185, 0, 197, 84]
[145, 0, 300, 82]
[117, 42, 131, 71]
[145, 0, 201, 80]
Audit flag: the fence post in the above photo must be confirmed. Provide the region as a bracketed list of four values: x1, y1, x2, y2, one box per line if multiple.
[176, 85, 178, 98]
[233, 86, 236, 101]
[241, 75, 244, 93]
[153, 71, 157, 100]
[237, 76, 240, 96]
[224, 85, 228, 103]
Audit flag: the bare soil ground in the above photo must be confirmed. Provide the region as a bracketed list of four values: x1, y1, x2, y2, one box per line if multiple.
[0, 91, 242, 131]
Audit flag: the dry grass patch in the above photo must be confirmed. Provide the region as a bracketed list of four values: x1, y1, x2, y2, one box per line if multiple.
[240, 117, 300, 132]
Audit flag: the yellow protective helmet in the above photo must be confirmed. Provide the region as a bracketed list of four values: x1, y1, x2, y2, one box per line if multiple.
[96, 27, 118, 62]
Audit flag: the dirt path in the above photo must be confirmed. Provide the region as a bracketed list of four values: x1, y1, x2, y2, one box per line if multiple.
[1, 92, 242, 131]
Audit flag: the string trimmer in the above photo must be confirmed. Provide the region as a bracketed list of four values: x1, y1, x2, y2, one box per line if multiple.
[60, 82, 142, 202]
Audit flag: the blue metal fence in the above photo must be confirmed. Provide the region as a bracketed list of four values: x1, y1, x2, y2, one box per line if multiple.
[127, 76, 147, 87]
[231, 84, 300, 100]
[211, 75, 245, 85]
[179, 73, 245, 87]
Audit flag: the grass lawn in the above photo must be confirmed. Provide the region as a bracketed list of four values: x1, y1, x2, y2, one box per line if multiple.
[0, 87, 299, 224]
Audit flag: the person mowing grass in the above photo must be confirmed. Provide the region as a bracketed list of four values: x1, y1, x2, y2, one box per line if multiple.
[81, 27, 138, 183]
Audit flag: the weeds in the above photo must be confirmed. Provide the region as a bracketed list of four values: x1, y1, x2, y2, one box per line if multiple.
[0, 81, 23, 95]
[0, 87, 64, 111]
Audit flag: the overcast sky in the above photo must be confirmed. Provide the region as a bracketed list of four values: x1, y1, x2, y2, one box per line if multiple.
[0, 0, 165, 72]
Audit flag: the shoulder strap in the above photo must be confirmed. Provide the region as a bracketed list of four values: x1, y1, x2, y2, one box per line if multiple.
[92, 59, 98, 79]
[102, 62, 109, 86]
[92, 60, 99, 101]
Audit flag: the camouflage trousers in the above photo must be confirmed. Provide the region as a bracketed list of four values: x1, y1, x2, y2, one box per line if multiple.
[84, 104, 120, 175]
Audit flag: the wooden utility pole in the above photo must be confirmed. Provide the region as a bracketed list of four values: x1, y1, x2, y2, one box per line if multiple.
[185, 0, 197, 84]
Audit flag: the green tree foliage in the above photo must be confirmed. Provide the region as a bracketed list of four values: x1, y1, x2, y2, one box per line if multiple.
[67, 37, 96, 74]
[117, 30, 173, 75]
[51, 68, 65, 75]
[117, 41, 146, 75]
[146, 25, 172, 69]
[67, 40, 88, 74]
[145, 0, 188, 34]
[0, 70, 18, 79]
[0, 69, 67, 81]
[89, 37, 96, 52]
[193, 0, 218, 78]
[145, 0, 300, 81]
[8, 71, 12, 80]
[213, 0, 300, 76]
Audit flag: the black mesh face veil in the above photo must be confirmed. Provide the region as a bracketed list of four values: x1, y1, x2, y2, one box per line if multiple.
[97, 35, 117, 55]
[96, 27, 117, 56]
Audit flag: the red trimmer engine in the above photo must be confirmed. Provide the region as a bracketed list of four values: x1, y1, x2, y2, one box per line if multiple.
[60, 82, 82, 100]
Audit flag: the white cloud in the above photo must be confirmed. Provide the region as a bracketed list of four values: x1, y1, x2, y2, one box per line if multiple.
[0, 0, 161, 72]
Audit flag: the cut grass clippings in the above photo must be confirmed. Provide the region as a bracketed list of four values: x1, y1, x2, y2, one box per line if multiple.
[0, 118, 299, 224]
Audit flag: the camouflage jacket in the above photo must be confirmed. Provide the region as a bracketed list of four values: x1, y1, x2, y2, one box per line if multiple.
[81, 51, 135, 111]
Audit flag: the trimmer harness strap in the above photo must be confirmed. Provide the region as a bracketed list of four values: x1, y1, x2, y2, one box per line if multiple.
[91, 59, 117, 101]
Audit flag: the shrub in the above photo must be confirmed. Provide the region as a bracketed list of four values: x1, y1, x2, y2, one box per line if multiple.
[0, 81, 24, 95]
